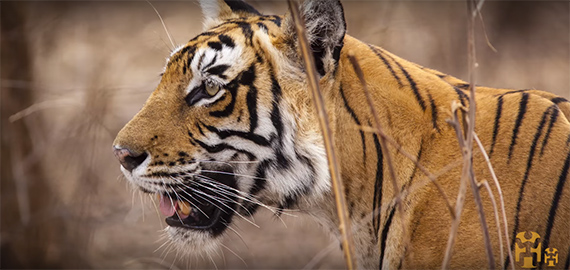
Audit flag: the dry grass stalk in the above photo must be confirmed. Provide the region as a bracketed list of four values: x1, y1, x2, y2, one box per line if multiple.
[473, 134, 515, 270]
[286, 1, 356, 269]
[478, 179, 504, 268]
[443, 1, 495, 268]
[442, 103, 471, 269]
[465, 1, 494, 267]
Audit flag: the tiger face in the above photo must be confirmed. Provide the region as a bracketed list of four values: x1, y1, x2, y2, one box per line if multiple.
[113, 0, 339, 253]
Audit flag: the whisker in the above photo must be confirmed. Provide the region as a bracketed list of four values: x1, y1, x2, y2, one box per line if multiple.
[154, 236, 173, 254]
[200, 169, 269, 181]
[225, 224, 249, 247]
[191, 179, 258, 216]
[165, 176, 211, 218]
[169, 186, 187, 223]
[196, 176, 297, 217]
[148, 194, 164, 228]
[207, 252, 218, 270]
[179, 184, 261, 229]
[185, 187, 260, 229]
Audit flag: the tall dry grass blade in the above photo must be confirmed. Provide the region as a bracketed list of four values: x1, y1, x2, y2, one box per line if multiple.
[465, 0, 494, 268]
[478, 179, 504, 269]
[473, 133, 515, 270]
[442, 103, 472, 270]
[443, 1, 495, 267]
[286, 1, 356, 269]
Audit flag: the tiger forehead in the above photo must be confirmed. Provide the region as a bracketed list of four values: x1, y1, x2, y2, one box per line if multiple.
[167, 15, 282, 67]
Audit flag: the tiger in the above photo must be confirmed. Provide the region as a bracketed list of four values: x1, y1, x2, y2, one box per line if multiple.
[112, 0, 570, 269]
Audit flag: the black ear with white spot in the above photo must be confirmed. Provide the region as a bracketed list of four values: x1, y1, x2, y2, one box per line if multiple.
[284, 0, 346, 77]
[200, 0, 261, 30]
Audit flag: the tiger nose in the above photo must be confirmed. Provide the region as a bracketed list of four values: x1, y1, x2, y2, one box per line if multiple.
[113, 147, 149, 172]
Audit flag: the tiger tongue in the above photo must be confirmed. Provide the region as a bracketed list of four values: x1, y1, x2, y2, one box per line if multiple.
[159, 195, 177, 217]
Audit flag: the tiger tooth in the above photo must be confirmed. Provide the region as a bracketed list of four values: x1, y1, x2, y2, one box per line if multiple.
[178, 201, 192, 215]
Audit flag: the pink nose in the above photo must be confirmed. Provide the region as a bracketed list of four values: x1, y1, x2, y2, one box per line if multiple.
[113, 147, 148, 172]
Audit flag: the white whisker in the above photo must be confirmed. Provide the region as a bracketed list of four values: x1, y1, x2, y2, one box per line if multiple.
[201, 169, 269, 181]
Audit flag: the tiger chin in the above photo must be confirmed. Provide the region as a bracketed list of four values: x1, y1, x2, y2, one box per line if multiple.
[113, 0, 570, 268]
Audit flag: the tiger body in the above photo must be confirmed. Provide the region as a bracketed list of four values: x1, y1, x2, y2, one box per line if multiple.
[113, 1, 570, 269]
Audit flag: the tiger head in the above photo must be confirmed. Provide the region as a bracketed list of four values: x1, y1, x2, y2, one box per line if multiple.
[113, 0, 345, 253]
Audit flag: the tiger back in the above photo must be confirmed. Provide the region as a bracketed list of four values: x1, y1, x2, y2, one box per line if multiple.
[112, 0, 570, 268]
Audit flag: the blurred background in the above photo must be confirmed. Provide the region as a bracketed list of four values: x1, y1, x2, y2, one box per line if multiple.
[1, 1, 568, 269]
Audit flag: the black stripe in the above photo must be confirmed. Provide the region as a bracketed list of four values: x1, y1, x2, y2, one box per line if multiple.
[489, 96, 504, 157]
[239, 64, 256, 85]
[240, 64, 258, 132]
[540, 107, 559, 157]
[207, 41, 223, 51]
[246, 85, 258, 132]
[256, 22, 268, 33]
[193, 137, 255, 160]
[196, 122, 205, 136]
[453, 86, 468, 106]
[168, 45, 196, 69]
[218, 34, 235, 48]
[394, 61, 426, 111]
[202, 124, 271, 146]
[552, 97, 569, 105]
[368, 45, 403, 87]
[539, 150, 570, 268]
[269, 74, 283, 140]
[340, 85, 367, 162]
[189, 31, 216, 43]
[505, 107, 550, 269]
[179, 45, 196, 56]
[427, 92, 440, 132]
[188, 129, 257, 160]
[379, 206, 396, 269]
[236, 22, 254, 44]
[268, 15, 281, 27]
[206, 65, 230, 79]
[372, 134, 384, 240]
[508, 93, 530, 161]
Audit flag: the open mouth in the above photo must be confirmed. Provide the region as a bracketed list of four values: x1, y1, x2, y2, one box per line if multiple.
[155, 171, 238, 236]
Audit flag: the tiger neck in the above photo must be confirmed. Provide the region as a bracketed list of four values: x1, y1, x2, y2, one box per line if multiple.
[308, 35, 467, 247]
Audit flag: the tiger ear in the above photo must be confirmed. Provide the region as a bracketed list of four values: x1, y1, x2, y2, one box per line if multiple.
[283, 0, 346, 77]
[199, 0, 261, 30]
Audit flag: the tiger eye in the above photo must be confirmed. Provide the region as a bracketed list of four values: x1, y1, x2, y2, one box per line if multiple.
[205, 81, 220, 96]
